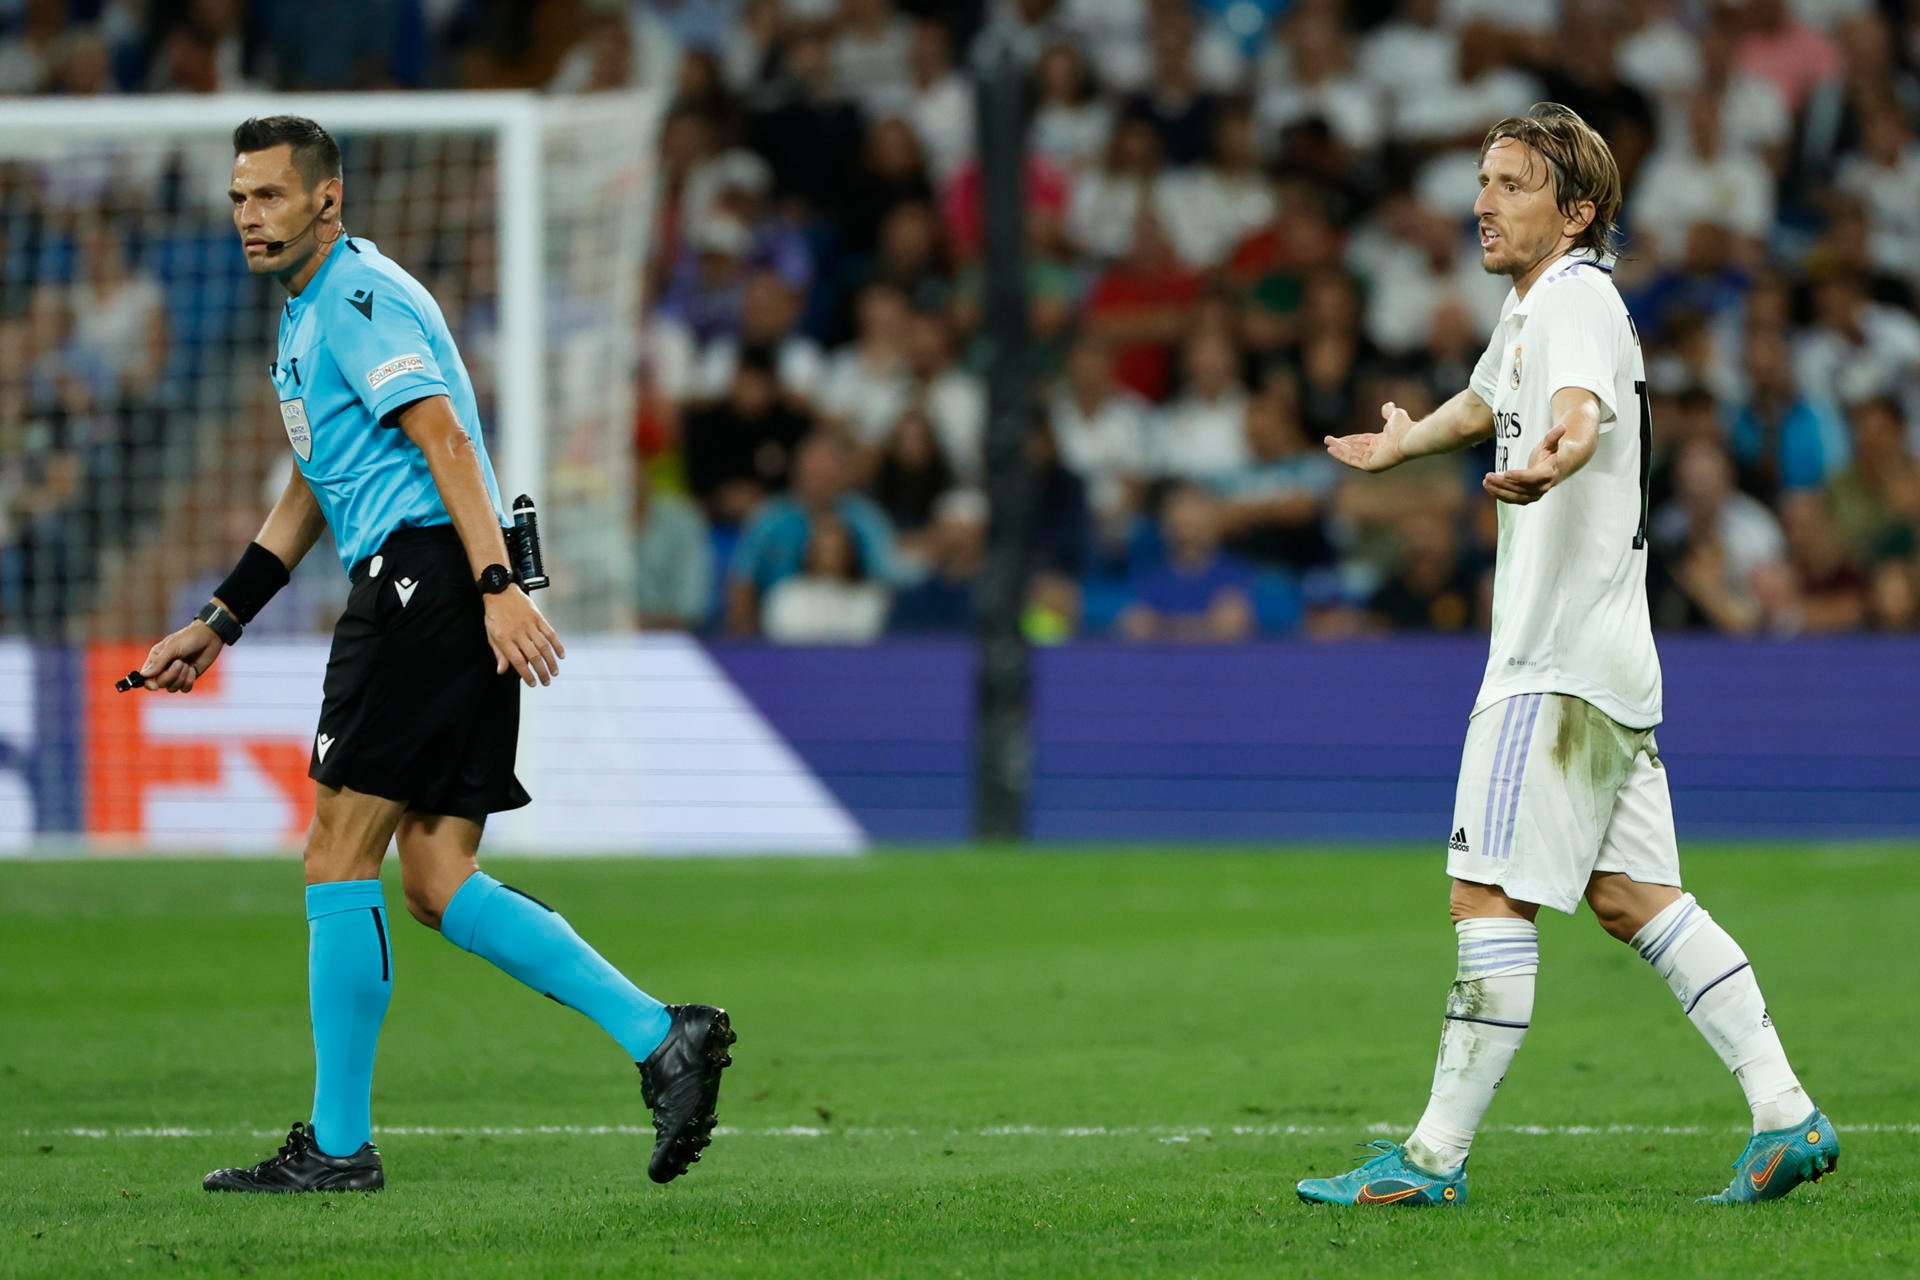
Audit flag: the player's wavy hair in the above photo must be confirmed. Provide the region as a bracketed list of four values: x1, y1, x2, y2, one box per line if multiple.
[1481, 102, 1623, 259]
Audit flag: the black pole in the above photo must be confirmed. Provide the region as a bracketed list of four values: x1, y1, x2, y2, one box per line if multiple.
[972, 35, 1035, 842]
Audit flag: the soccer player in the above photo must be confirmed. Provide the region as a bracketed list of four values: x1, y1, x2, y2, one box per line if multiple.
[134, 116, 734, 1193]
[1297, 104, 1835, 1207]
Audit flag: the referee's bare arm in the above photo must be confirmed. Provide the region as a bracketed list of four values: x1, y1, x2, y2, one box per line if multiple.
[1324, 388, 1495, 474]
[137, 467, 328, 692]
[395, 394, 565, 687]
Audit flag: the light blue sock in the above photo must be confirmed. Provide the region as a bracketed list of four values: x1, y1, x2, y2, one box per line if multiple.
[439, 872, 671, 1061]
[306, 879, 393, 1157]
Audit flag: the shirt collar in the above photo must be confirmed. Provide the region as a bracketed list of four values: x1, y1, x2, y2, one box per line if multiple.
[283, 236, 357, 318]
[1500, 285, 1526, 323]
[1506, 248, 1615, 321]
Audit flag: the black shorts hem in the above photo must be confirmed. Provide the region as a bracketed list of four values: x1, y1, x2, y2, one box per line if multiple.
[308, 764, 533, 820]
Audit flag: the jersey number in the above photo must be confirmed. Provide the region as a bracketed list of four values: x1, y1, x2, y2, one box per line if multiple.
[1632, 379, 1652, 550]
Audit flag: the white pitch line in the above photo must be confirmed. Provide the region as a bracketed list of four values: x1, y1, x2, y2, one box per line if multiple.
[19, 1122, 1920, 1141]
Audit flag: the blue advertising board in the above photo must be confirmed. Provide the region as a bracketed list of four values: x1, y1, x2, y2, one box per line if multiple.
[10, 636, 1919, 850]
[714, 636, 1920, 844]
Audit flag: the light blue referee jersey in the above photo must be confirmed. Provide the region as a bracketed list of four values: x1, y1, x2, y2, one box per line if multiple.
[269, 237, 505, 571]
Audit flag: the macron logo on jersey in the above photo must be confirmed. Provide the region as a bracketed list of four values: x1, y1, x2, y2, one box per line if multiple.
[367, 353, 425, 390]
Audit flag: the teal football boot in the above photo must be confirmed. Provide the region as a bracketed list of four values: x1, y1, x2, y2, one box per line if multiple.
[1700, 1108, 1839, 1203]
[1297, 1140, 1467, 1206]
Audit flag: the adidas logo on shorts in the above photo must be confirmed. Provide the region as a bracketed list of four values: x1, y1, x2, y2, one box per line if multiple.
[1448, 827, 1472, 853]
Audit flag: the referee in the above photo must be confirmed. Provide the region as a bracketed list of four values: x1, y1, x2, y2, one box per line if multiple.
[137, 116, 733, 1193]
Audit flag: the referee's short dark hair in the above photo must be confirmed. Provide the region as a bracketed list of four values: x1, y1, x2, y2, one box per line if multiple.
[233, 116, 342, 190]
[1482, 102, 1623, 259]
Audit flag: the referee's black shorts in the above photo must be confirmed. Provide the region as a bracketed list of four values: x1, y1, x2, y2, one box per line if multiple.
[309, 523, 531, 818]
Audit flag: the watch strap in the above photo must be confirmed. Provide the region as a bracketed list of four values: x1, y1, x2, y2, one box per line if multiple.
[196, 601, 243, 645]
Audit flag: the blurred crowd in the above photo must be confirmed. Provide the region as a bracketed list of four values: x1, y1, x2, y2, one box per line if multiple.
[6, 0, 1920, 643]
[631, 0, 1920, 641]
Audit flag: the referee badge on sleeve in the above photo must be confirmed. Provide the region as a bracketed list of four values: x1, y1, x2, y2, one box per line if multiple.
[280, 398, 312, 461]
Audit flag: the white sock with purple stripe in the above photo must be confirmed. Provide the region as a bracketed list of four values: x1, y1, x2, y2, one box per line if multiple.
[1405, 917, 1537, 1175]
[1631, 893, 1809, 1133]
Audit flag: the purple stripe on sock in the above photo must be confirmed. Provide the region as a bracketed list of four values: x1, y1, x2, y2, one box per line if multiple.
[1445, 1013, 1532, 1029]
[1459, 944, 1539, 962]
[1684, 961, 1751, 1015]
[1642, 899, 1698, 960]
[1642, 902, 1698, 965]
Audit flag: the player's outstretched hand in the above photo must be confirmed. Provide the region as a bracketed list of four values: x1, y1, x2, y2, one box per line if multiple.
[485, 587, 565, 687]
[137, 621, 226, 693]
[1324, 401, 1411, 473]
[1484, 424, 1566, 505]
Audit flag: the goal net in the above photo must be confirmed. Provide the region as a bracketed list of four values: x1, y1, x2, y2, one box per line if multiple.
[0, 90, 659, 644]
[0, 90, 700, 854]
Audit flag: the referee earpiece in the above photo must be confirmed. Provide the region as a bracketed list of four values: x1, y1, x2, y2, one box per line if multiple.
[263, 196, 336, 255]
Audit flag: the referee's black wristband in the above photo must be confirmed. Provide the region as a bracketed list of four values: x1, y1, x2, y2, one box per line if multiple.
[213, 542, 291, 624]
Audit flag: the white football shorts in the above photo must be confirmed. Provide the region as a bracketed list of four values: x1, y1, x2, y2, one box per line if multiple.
[1446, 692, 1681, 914]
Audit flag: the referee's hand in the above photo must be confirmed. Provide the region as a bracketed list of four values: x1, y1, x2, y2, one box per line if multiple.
[485, 587, 565, 687]
[136, 621, 225, 693]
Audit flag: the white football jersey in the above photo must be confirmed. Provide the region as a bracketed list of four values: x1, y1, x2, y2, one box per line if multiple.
[1469, 254, 1663, 730]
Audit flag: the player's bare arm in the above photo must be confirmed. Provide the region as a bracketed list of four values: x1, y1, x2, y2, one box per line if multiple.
[395, 394, 565, 687]
[138, 466, 327, 692]
[1482, 387, 1601, 505]
[1324, 387, 1495, 473]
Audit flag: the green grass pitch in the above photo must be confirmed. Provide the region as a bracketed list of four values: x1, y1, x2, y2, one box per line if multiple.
[3, 846, 1917, 1278]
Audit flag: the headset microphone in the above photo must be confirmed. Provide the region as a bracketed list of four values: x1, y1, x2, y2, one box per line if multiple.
[263, 196, 333, 255]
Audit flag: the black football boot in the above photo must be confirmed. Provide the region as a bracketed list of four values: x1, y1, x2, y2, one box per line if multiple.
[638, 1004, 736, 1183]
[203, 1122, 384, 1193]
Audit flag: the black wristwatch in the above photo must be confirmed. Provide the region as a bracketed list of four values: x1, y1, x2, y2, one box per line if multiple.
[476, 563, 515, 595]
[195, 601, 244, 645]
